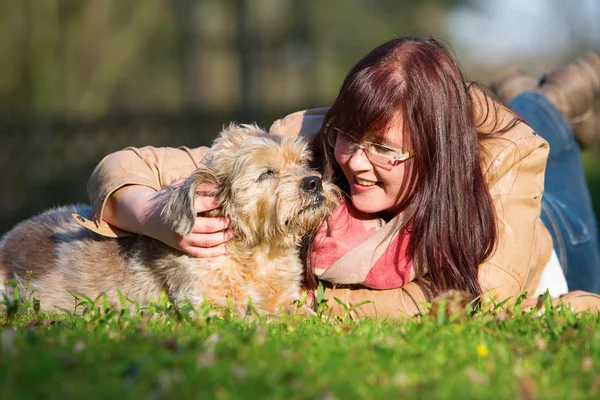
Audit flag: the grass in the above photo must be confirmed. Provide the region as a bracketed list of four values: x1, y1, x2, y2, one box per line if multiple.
[1, 286, 600, 400]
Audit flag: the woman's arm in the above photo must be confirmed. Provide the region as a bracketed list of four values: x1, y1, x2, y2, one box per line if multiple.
[87, 109, 330, 256]
[470, 86, 553, 302]
[87, 146, 232, 257]
[103, 184, 231, 257]
[269, 107, 329, 138]
[323, 279, 432, 319]
[477, 128, 551, 302]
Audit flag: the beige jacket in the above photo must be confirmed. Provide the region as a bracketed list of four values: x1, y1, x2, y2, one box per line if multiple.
[84, 92, 600, 318]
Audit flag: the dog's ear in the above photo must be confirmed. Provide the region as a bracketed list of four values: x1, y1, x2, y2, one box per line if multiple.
[155, 165, 219, 237]
[213, 123, 267, 151]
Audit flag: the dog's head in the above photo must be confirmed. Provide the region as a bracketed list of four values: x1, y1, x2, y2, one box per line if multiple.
[158, 124, 338, 247]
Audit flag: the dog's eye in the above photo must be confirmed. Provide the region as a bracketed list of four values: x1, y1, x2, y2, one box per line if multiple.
[257, 169, 275, 182]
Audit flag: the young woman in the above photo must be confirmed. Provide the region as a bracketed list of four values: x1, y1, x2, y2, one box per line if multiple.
[84, 37, 600, 317]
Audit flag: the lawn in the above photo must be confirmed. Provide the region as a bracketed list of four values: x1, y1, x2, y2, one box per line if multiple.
[1, 288, 600, 400]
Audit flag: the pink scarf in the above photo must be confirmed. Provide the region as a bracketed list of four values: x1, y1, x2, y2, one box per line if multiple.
[310, 200, 414, 289]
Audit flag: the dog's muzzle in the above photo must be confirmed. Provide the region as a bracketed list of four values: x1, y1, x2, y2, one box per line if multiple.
[300, 175, 322, 194]
[298, 175, 326, 214]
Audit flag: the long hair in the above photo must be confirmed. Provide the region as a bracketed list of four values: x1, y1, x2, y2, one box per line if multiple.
[310, 37, 501, 297]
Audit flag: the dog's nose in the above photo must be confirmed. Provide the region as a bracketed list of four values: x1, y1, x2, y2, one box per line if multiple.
[301, 176, 322, 193]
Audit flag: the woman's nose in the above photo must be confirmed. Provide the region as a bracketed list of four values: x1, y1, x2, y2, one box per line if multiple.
[347, 147, 372, 171]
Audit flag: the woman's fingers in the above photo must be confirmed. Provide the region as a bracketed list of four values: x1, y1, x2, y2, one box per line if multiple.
[181, 243, 228, 258]
[175, 186, 230, 258]
[184, 229, 233, 249]
[194, 196, 220, 213]
[192, 216, 230, 233]
[194, 182, 220, 213]
[179, 229, 232, 258]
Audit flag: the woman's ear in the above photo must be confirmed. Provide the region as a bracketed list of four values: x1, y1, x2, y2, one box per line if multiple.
[155, 165, 219, 237]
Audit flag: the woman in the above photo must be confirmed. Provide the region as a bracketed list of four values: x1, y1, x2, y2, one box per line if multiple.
[85, 37, 600, 317]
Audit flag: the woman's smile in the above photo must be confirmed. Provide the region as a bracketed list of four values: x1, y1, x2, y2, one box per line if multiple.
[354, 176, 380, 188]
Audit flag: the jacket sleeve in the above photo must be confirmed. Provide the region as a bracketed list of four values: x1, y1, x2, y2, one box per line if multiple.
[323, 279, 433, 319]
[269, 107, 329, 139]
[469, 86, 553, 303]
[88, 108, 330, 227]
[477, 129, 551, 303]
[87, 146, 209, 225]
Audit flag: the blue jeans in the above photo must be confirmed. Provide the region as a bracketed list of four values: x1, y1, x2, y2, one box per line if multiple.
[509, 91, 600, 293]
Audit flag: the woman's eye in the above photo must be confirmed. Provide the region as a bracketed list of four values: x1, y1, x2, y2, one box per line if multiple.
[258, 169, 275, 182]
[337, 131, 355, 145]
[372, 144, 396, 155]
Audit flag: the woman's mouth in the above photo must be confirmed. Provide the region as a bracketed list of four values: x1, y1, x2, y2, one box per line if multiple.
[354, 177, 380, 190]
[356, 177, 376, 186]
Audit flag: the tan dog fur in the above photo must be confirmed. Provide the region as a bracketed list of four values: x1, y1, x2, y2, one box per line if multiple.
[0, 124, 337, 313]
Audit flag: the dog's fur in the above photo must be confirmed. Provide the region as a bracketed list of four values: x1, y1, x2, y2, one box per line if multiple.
[0, 124, 337, 313]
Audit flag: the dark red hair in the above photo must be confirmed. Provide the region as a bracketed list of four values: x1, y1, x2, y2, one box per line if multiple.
[310, 37, 502, 297]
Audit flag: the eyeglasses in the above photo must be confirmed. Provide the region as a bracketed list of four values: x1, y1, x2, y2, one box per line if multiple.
[328, 128, 413, 171]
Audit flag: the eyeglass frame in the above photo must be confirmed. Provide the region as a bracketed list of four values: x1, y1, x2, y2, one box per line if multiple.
[328, 127, 413, 171]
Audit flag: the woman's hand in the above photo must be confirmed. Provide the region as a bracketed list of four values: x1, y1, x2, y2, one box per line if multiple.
[103, 184, 232, 257]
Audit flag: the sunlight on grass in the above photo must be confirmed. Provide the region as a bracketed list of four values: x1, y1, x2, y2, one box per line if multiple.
[2, 286, 600, 399]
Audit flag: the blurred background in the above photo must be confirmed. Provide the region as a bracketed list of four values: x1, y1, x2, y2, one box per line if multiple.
[1, 0, 599, 233]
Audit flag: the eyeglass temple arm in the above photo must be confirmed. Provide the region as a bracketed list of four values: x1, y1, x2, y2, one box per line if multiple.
[390, 151, 413, 165]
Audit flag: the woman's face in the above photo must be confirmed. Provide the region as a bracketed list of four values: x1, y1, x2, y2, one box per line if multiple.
[334, 119, 410, 215]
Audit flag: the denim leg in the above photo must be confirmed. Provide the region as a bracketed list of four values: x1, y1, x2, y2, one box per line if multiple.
[508, 91, 600, 293]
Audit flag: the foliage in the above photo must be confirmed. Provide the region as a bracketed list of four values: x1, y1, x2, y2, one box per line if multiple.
[1, 287, 600, 399]
[1, 0, 600, 236]
[1, 0, 463, 235]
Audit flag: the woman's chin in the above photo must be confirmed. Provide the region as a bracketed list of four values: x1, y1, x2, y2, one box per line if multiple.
[350, 190, 402, 216]
[350, 194, 386, 215]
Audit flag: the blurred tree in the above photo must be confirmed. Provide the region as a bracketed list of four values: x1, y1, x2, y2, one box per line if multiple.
[5, 0, 598, 234]
[0, 0, 465, 119]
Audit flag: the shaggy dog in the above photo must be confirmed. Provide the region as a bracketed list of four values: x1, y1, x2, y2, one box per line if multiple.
[0, 124, 337, 313]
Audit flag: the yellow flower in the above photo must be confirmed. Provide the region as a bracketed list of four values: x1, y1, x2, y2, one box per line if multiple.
[476, 344, 489, 357]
